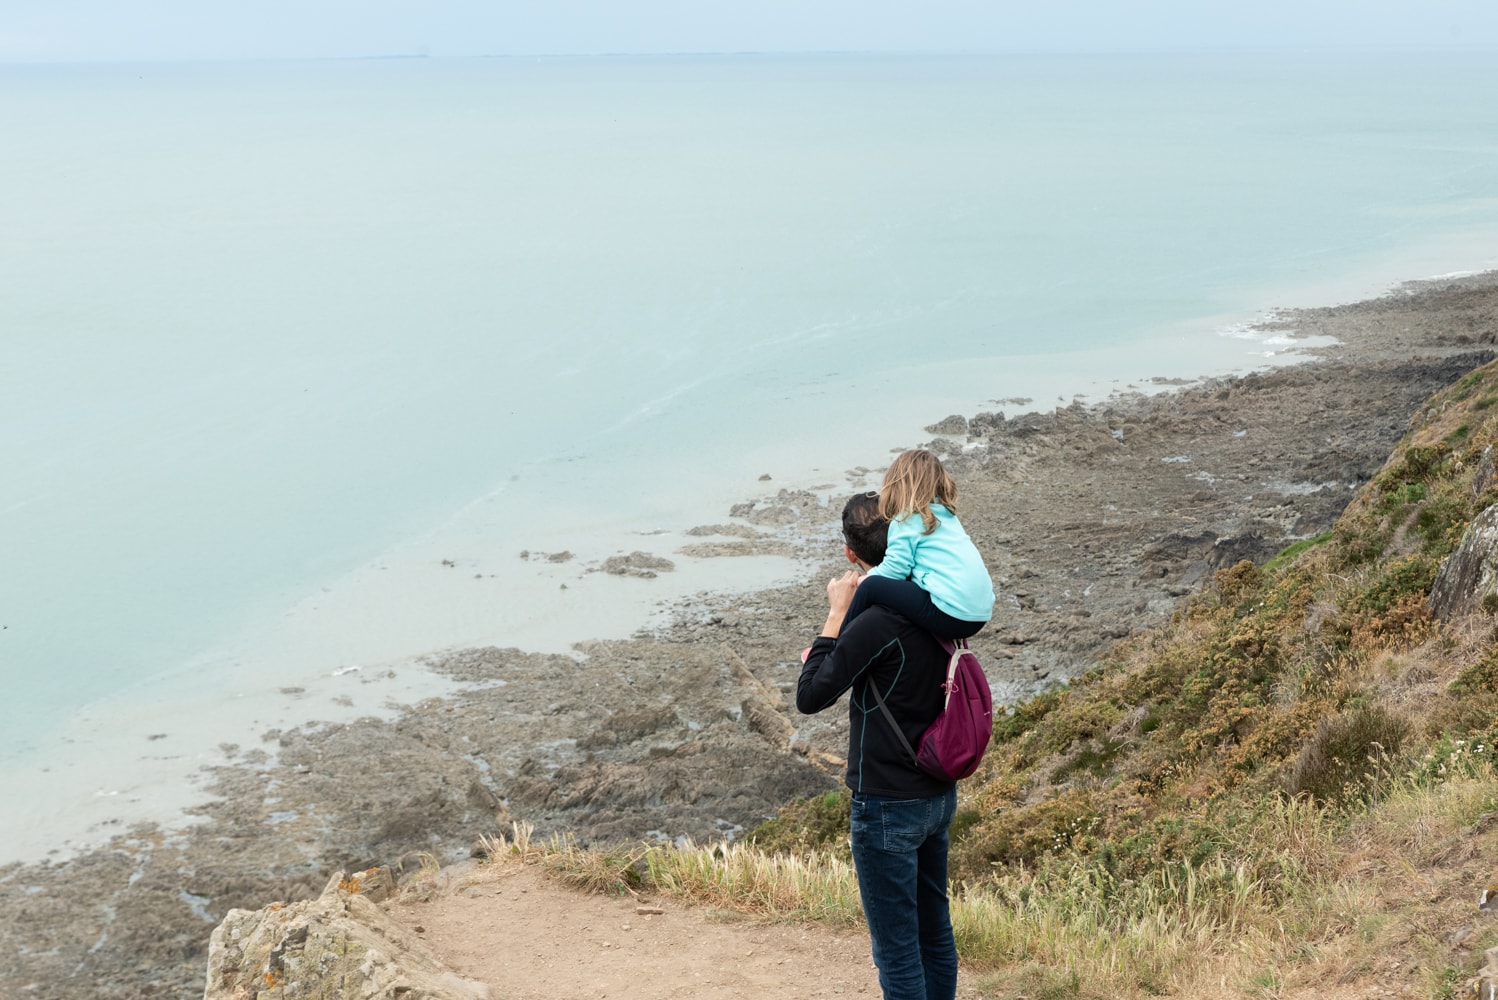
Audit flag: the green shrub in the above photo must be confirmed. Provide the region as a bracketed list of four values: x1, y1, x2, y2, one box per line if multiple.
[1414, 492, 1472, 558]
[1449, 648, 1498, 697]
[1053, 737, 1130, 783]
[954, 791, 1099, 871]
[994, 688, 1063, 744]
[1285, 703, 1409, 804]
[1395, 482, 1428, 505]
[748, 789, 850, 855]
[1263, 532, 1333, 575]
[1347, 555, 1438, 617]
[1384, 443, 1449, 486]
[1451, 370, 1488, 401]
[1410, 726, 1498, 783]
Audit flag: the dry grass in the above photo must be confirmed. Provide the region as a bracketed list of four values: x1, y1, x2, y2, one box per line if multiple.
[642, 840, 861, 922]
[476, 768, 1498, 999]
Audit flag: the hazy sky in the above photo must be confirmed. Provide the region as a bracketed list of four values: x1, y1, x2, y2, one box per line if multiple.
[2, 0, 1497, 63]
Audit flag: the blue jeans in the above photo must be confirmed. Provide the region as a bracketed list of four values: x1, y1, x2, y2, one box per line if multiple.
[850, 788, 959, 1000]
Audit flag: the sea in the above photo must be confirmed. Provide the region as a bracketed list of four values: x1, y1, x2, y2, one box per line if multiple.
[2, 50, 1496, 863]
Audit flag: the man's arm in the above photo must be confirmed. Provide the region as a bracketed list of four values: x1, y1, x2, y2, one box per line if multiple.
[819, 570, 859, 639]
[798, 572, 899, 715]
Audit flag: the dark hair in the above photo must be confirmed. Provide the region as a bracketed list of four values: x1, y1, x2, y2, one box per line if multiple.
[842, 492, 888, 567]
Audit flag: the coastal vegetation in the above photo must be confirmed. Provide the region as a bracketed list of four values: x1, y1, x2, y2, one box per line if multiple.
[485, 357, 1498, 999]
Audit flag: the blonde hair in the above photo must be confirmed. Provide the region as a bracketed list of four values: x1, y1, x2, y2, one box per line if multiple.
[878, 449, 957, 535]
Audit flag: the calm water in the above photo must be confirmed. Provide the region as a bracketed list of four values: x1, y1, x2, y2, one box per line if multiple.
[1, 51, 1496, 858]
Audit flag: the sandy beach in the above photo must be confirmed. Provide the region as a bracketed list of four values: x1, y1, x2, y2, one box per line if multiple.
[4, 271, 1497, 999]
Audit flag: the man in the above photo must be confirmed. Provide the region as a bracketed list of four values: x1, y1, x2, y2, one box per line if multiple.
[796, 492, 959, 1000]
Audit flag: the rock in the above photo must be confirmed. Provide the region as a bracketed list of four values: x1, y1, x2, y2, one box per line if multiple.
[341, 866, 399, 904]
[600, 551, 676, 578]
[1430, 505, 1498, 619]
[1475, 446, 1498, 498]
[741, 697, 794, 746]
[467, 779, 500, 812]
[1205, 532, 1284, 572]
[925, 414, 969, 435]
[1472, 944, 1498, 1000]
[724, 643, 785, 710]
[684, 523, 762, 539]
[205, 871, 489, 1000]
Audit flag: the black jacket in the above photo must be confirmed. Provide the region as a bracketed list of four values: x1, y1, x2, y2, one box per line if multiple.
[796, 606, 955, 799]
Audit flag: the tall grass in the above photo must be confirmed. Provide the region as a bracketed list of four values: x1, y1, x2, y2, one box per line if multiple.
[643, 841, 861, 922]
[950, 859, 1263, 996]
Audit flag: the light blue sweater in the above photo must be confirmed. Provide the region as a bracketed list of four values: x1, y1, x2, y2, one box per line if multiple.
[868, 502, 995, 622]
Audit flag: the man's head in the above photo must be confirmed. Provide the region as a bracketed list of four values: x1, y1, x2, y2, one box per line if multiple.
[842, 491, 888, 568]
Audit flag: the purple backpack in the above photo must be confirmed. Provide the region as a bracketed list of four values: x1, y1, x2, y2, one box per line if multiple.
[870, 638, 993, 782]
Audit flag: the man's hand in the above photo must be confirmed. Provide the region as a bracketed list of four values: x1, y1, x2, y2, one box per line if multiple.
[821, 570, 863, 639]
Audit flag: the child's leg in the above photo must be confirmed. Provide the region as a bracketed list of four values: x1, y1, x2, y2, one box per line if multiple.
[935, 614, 985, 640]
[842, 577, 985, 639]
[841, 577, 928, 632]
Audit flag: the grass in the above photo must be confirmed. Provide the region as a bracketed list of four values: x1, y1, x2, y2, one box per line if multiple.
[475, 821, 859, 921]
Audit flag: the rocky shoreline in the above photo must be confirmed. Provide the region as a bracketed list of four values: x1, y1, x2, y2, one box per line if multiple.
[4, 273, 1497, 999]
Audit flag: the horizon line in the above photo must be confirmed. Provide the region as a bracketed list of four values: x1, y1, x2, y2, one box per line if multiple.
[5, 40, 1498, 68]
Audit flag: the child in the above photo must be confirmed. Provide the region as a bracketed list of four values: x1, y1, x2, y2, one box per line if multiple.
[841, 448, 994, 639]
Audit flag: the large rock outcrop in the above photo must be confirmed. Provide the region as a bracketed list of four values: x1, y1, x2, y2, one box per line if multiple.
[1429, 504, 1498, 619]
[204, 870, 487, 1000]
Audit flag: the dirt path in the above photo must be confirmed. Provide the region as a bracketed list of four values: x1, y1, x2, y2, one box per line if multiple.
[389, 859, 985, 1000]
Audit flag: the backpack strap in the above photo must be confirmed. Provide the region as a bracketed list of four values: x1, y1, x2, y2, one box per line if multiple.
[867, 636, 963, 769]
[868, 678, 920, 768]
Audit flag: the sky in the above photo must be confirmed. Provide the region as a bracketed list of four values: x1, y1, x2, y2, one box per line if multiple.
[2, 1, 1498, 63]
